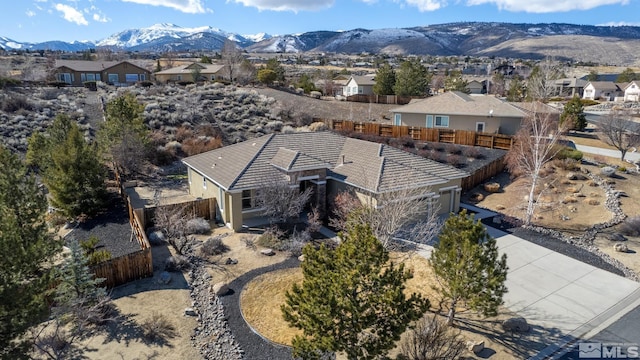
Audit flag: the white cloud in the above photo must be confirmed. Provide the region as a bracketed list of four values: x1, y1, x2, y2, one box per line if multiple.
[54, 3, 88, 25]
[231, 0, 335, 12]
[465, 0, 629, 13]
[93, 13, 110, 22]
[120, 0, 207, 13]
[26, 10, 37, 17]
[598, 21, 640, 26]
[403, 0, 446, 11]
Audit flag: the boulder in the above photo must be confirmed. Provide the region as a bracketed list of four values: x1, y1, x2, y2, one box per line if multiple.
[601, 166, 616, 177]
[566, 172, 587, 181]
[607, 233, 628, 242]
[158, 271, 172, 284]
[298, 254, 305, 262]
[212, 282, 230, 296]
[147, 230, 166, 245]
[502, 317, 530, 332]
[184, 308, 197, 316]
[224, 257, 238, 265]
[614, 243, 629, 253]
[260, 248, 275, 256]
[467, 340, 484, 355]
[484, 182, 501, 193]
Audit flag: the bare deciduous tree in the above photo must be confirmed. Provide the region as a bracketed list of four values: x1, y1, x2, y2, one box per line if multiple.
[330, 186, 441, 250]
[398, 314, 466, 360]
[221, 39, 244, 84]
[526, 56, 564, 102]
[599, 107, 640, 161]
[506, 107, 568, 224]
[153, 202, 196, 255]
[255, 179, 313, 225]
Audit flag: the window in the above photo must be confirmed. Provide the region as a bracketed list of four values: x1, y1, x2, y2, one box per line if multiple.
[108, 74, 118, 84]
[476, 122, 485, 132]
[358, 86, 363, 94]
[242, 190, 254, 209]
[139, 74, 145, 81]
[59, 73, 72, 83]
[426, 115, 433, 128]
[218, 187, 225, 212]
[394, 113, 402, 126]
[125, 74, 139, 83]
[203, 177, 207, 189]
[435, 115, 449, 128]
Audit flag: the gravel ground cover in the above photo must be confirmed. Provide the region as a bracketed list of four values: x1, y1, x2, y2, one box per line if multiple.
[219, 257, 299, 360]
[67, 192, 140, 258]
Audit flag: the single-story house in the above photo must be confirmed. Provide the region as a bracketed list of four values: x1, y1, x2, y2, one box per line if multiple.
[623, 81, 640, 102]
[553, 78, 588, 98]
[510, 101, 561, 124]
[154, 62, 226, 83]
[466, 80, 484, 94]
[182, 131, 468, 231]
[389, 91, 526, 135]
[343, 74, 376, 97]
[582, 81, 626, 101]
[54, 60, 151, 86]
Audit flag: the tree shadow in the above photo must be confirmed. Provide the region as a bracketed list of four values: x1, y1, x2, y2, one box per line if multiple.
[99, 307, 176, 348]
[453, 313, 567, 359]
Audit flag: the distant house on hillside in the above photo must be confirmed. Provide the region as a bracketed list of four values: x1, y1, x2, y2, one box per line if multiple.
[343, 74, 376, 97]
[54, 60, 151, 86]
[623, 81, 640, 102]
[390, 91, 526, 135]
[582, 81, 626, 101]
[552, 78, 588, 98]
[181, 132, 468, 231]
[154, 62, 225, 83]
[466, 80, 484, 94]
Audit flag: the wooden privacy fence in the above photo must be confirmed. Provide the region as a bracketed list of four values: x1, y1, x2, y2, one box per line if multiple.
[461, 156, 506, 191]
[141, 197, 217, 229]
[93, 166, 153, 288]
[346, 94, 420, 105]
[324, 119, 513, 150]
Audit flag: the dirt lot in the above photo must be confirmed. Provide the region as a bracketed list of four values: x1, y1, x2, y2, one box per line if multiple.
[252, 87, 397, 123]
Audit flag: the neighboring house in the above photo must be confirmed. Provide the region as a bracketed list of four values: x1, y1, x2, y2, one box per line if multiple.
[466, 80, 484, 94]
[389, 91, 526, 135]
[154, 62, 226, 83]
[182, 131, 468, 231]
[582, 81, 626, 101]
[623, 81, 640, 102]
[553, 78, 588, 98]
[54, 60, 151, 86]
[343, 74, 376, 97]
[510, 101, 562, 124]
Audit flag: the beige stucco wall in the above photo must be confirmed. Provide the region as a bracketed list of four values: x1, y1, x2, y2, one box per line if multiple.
[394, 112, 522, 135]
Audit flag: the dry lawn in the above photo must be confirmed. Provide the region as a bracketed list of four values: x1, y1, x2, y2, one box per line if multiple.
[240, 252, 556, 360]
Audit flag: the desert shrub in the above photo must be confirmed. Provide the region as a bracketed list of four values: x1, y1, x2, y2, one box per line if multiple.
[148, 146, 178, 166]
[555, 147, 583, 161]
[308, 122, 327, 132]
[185, 218, 210, 235]
[282, 125, 296, 134]
[462, 146, 481, 159]
[0, 77, 21, 88]
[388, 136, 416, 149]
[175, 126, 194, 142]
[2, 94, 33, 112]
[177, 81, 194, 86]
[619, 166, 627, 172]
[552, 158, 580, 171]
[181, 136, 222, 156]
[580, 99, 600, 107]
[484, 182, 501, 193]
[138, 80, 153, 88]
[562, 196, 578, 204]
[164, 255, 190, 272]
[200, 236, 229, 256]
[433, 142, 446, 152]
[141, 312, 176, 341]
[620, 216, 640, 237]
[585, 198, 600, 205]
[443, 143, 463, 155]
[446, 154, 465, 168]
[256, 226, 287, 250]
[295, 112, 314, 127]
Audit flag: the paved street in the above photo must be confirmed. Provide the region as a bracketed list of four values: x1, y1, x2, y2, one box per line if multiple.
[575, 144, 640, 163]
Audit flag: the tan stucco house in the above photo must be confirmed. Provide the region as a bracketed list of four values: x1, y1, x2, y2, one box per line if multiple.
[182, 131, 468, 231]
[154, 62, 225, 83]
[54, 60, 151, 86]
[390, 91, 526, 135]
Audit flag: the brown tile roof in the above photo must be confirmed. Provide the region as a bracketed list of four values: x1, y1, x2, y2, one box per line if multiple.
[183, 132, 468, 193]
[55, 60, 119, 72]
[390, 91, 526, 118]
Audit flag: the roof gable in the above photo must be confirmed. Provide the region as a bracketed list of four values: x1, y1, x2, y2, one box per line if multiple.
[390, 91, 525, 118]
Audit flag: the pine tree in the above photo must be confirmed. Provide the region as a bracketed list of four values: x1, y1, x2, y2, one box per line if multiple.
[429, 210, 508, 326]
[46, 123, 107, 218]
[560, 95, 587, 131]
[26, 114, 74, 173]
[0, 146, 62, 358]
[373, 63, 396, 95]
[282, 223, 428, 360]
[99, 92, 148, 175]
[394, 60, 431, 97]
[616, 67, 637, 82]
[444, 69, 469, 93]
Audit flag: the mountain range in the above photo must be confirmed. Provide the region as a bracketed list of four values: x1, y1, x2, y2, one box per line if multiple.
[2, 22, 640, 65]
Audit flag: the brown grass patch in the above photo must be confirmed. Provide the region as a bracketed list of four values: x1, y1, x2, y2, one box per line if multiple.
[585, 198, 601, 206]
[240, 268, 304, 345]
[562, 196, 578, 204]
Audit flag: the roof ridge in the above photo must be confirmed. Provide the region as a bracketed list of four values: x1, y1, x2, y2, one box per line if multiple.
[287, 149, 300, 170]
[228, 134, 275, 189]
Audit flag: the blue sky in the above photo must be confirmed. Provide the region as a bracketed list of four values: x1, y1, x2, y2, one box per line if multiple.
[2, 0, 640, 43]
